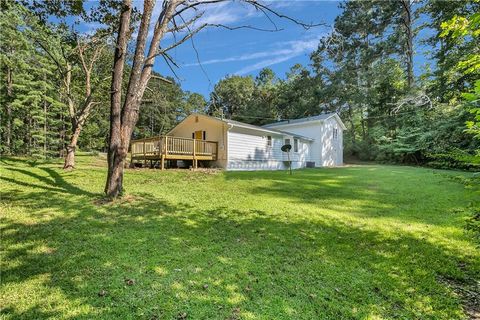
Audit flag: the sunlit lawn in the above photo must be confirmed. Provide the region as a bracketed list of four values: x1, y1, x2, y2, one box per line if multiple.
[1, 155, 479, 319]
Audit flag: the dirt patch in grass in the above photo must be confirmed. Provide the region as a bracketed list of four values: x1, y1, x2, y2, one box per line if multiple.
[438, 275, 480, 319]
[93, 194, 143, 206]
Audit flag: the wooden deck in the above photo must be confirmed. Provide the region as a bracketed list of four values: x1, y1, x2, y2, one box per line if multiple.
[130, 136, 218, 169]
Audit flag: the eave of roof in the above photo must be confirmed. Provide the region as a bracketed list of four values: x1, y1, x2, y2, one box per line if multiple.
[224, 119, 314, 141]
[168, 113, 315, 141]
[263, 112, 347, 130]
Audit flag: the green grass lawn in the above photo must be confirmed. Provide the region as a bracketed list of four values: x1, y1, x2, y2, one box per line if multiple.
[1, 155, 479, 319]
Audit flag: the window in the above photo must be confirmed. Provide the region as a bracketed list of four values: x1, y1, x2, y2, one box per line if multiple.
[294, 138, 299, 152]
[267, 135, 272, 147]
[284, 138, 291, 146]
[333, 128, 338, 140]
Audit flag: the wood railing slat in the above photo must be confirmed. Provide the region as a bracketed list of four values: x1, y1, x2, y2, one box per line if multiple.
[131, 135, 218, 161]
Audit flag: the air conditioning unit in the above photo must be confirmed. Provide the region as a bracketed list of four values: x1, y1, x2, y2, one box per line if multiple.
[306, 161, 315, 168]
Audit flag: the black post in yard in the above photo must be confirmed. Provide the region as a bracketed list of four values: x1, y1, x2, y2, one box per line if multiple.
[281, 144, 292, 175]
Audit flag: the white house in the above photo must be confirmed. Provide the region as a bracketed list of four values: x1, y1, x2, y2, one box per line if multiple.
[130, 113, 346, 170]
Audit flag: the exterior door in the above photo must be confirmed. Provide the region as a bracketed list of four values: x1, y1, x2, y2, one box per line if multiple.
[194, 130, 203, 140]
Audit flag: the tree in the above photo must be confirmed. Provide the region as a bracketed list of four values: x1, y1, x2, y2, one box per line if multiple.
[1, 1, 65, 158]
[209, 75, 255, 120]
[33, 26, 111, 168]
[62, 36, 109, 169]
[441, 10, 480, 147]
[105, 0, 317, 197]
[135, 75, 204, 137]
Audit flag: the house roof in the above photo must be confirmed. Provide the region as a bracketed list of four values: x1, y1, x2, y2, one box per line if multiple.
[169, 113, 314, 141]
[263, 112, 347, 130]
[222, 118, 314, 141]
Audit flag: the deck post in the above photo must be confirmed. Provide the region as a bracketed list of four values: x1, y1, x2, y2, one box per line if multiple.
[130, 144, 133, 167]
[193, 139, 197, 169]
[162, 136, 167, 170]
[143, 141, 146, 168]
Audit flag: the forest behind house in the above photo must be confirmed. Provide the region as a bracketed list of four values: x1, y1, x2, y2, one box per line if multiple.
[1, 0, 479, 170]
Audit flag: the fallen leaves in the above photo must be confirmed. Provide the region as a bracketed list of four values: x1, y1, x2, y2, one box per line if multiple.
[97, 289, 108, 297]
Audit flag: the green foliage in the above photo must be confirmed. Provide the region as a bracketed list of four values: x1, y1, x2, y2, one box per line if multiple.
[464, 81, 480, 141]
[440, 11, 480, 76]
[0, 1, 66, 158]
[134, 76, 206, 139]
[209, 75, 256, 119]
[0, 2, 206, 157]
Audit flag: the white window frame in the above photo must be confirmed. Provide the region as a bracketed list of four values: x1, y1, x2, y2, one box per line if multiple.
[293, 138, 299, 153]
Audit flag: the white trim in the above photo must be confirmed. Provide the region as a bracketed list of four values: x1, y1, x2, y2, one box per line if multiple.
[264, 113, 347, 131]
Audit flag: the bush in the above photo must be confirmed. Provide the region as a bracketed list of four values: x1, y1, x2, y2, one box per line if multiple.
[426, 149, 480, 171]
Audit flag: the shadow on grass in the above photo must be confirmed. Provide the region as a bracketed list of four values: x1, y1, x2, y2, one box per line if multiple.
[1, 163, 478, 318]
[224, 167, 470, 228]
[1, 172, 478, 319]
[1, 167, 98, 198]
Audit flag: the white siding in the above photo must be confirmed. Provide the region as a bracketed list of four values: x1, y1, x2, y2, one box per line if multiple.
[264, 122, 322, 166]
[320, 117, 343, 166]
[226, 127, 312, 171]
[264, 116, 345, 167]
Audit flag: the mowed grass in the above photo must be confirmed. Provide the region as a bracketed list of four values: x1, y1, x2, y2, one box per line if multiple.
[1, 155, 479, 320]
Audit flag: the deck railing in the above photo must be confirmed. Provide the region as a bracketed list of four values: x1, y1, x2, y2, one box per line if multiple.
[130, 136, 218, 161]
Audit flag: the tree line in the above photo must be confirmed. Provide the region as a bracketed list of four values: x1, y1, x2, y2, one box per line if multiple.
[0, 0, 206, 168]
[207, 1, 479, 169]
[1, 0, 479, 196]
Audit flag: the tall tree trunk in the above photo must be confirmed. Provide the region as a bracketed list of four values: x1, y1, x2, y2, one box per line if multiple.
[348, 104, 356, 144]
[43, 72, 47, 158]
[360, 115, 367, 141]
[106, 0, 178, 198]
[400, 0, 414, 89]
[105, 0, 133, 197]
[43, 99, 48, 159]
[6, 67, 13, 154]
[62, 47, 99, 169]
[28, 115, 32, 155]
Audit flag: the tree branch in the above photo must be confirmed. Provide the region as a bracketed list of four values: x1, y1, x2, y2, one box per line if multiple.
[166, 12, 204, 33]
[245, 0, 327, 30]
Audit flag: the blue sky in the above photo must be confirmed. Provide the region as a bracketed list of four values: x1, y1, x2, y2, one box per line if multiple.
[76, 1, 432, 98]
[154, 1, 341, 96]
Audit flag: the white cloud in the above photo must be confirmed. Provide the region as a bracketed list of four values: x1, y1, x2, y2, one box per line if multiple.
[234, 37, 319, 75]
[183, 36, 321, 74]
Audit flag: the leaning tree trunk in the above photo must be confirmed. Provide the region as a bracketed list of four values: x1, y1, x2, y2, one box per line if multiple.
[105, 0, 174, 197]
[61, 38, 102, 170]
[63, 124, 82, 169]
[105, 0, 133, 198]
[106, 0, 305, 197]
